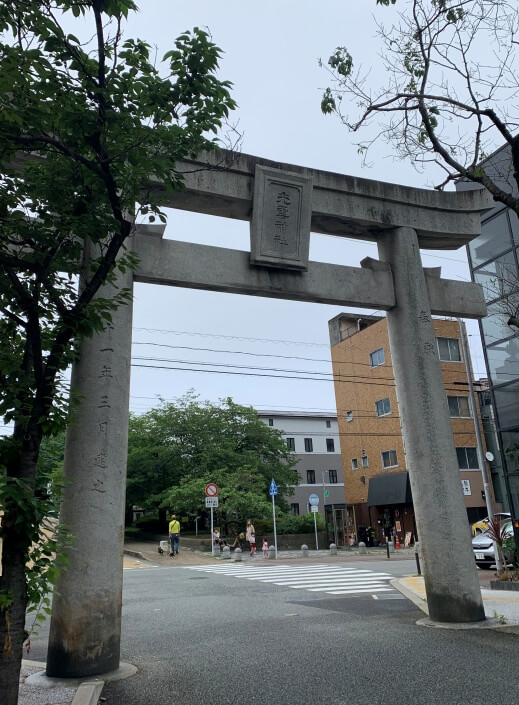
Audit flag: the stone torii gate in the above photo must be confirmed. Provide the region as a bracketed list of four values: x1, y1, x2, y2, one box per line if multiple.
[46, 151, 492, 678]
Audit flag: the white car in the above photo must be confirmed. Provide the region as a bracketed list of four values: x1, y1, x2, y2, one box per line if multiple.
[472, 521, 514, 569]
[472, 512, 510, 535]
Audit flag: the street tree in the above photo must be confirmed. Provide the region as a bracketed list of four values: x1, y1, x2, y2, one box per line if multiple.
[126, 394, 299, 529]
[0, 2, 236, 701]
[321, 0, 519, 216]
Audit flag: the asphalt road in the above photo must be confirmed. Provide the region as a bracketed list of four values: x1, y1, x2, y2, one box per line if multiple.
[28, 559, 519, 705]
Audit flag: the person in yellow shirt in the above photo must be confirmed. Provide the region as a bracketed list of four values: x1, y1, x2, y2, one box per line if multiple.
[169, 514, 180, 557]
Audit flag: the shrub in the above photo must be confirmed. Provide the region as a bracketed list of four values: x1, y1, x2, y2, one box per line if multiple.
[134, 513, 167, 533]
[276, 512, 324, 534]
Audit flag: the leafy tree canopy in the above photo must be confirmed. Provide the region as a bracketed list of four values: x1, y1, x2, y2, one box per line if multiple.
[0, 2, 235, 701]
[127, 394, 299, 528]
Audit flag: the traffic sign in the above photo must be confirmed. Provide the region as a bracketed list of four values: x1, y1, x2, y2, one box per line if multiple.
[205, 483, 218, 497]
[311, 505, 319, 513]
[269, 479, 278, 496]
[309, 493, 319, 506]
[324, 490, 329, 497]
[205, 497, 219, 508]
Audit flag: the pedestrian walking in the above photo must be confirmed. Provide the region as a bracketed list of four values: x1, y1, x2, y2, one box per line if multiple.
[245, 518, 256, 557]
[262, 538, 269, 557]
[169, 514, 180, 557]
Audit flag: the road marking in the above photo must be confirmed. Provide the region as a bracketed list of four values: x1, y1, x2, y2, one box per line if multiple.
[183, 563, 397, 596]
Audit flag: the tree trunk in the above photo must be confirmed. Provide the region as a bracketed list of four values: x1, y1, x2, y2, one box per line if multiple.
[0, 521, 30, 705]
[0, 428, 41, 705]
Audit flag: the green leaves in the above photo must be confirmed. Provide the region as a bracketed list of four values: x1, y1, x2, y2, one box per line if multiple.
[328, 47, 353, 78]
[0, 3, 237, 690]
[127, 395, 299, 523]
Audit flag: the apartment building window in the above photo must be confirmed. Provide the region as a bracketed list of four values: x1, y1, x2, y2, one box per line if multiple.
[326, 438, 335, 452]
[351, 458, 359, 470]
[375, 397, 391, 417]
[307, 469, 316, 484]
[268, 418, 273, 426]
[456, 447, 479, 470]
[437, 337, 461, 362]
[326, 419, 331, 428]
[286, 437, 295, 451]
[291, 503, 300, 515]
[381, 449, 398, 469]
[448, 396, 471, 418]
[361, 455, 369, 468]
[346, 411, 353, 422]
[329, 469, 338, 483]
[304, 438, 313, 452]
[370, 348, 385, 367]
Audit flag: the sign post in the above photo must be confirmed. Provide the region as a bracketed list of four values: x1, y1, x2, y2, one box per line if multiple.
[309, 493, 320, 550]
[205, 483, 219, 556]
[269, 478, 278, 558]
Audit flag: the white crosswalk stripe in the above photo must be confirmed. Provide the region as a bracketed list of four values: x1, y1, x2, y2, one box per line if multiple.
[183, 563, 396, 596]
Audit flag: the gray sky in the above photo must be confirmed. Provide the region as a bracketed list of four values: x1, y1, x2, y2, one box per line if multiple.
[117, 1, 486, 415]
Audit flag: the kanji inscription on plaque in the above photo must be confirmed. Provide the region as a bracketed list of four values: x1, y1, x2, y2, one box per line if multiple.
[250, 165, 312, 270]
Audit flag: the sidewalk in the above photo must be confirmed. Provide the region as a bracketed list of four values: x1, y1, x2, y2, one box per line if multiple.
[394, 575, 519, 632]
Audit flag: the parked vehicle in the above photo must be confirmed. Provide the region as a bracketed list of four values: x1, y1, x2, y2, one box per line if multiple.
[472, 521, 514, 569]
[472, 512, 510, 535]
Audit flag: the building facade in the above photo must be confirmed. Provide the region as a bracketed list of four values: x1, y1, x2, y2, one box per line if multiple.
[463, 154, 519, 533]
[328, 314, 488, 546]
[257, 411, 349, 545]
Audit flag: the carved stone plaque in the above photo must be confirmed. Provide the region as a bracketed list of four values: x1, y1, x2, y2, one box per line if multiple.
[250, 165, 312, 270]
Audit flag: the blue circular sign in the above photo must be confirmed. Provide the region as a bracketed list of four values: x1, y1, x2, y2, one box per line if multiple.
[309, 493, 319, 506]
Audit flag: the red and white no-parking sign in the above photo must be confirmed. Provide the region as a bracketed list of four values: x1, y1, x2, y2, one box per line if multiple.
[205, 482, 218, 497]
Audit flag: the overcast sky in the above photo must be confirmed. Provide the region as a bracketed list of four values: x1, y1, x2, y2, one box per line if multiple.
[110, 1, 486, 416]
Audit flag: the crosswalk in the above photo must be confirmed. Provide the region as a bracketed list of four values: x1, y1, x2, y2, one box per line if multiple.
[183, 563, 400, 596]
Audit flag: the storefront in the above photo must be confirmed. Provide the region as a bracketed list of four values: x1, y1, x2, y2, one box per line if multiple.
[366, 471, 416, 546]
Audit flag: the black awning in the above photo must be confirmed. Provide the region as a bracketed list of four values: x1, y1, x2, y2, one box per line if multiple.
[367, 471, 413, 507]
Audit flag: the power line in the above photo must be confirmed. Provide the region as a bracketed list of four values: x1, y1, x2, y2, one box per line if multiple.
[132, 341, 331, 363]
[131, 362, 398, 385]
[133, 327, 330, 347]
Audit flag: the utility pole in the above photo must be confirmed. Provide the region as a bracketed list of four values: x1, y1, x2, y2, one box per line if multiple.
[458, 319, 503, 572]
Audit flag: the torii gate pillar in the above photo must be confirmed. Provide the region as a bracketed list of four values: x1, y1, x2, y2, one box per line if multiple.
[46, 242, 134, 677]
[378, 227, 484, 622]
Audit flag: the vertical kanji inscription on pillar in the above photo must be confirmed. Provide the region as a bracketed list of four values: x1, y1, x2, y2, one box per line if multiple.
[250, 165, 312, 270]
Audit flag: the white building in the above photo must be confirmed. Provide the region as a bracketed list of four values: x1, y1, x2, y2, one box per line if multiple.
[257, 411, 349, 545]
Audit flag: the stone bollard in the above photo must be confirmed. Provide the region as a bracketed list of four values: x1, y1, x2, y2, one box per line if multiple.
[329, 543, 338, 555]
[388, 540, 395, 553]
[222, 545, 231, 560]
[234, 547, 243, 562]
[358, 541, 367, 555]
[268, 545, 276, 559]
[301, 544, 309, 557]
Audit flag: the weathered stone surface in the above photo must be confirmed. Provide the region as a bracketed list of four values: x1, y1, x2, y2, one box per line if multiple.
[250, 165, 312, 270]
[378, 227, 485, 623]
[133, 236, 486, 318]
[148, 149, 493, 249]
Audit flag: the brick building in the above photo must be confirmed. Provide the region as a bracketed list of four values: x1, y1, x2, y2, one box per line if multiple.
[328, 314, 488, 546]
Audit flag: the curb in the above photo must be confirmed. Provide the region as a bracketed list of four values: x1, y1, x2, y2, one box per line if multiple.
[71, 682, 103, 705]
[124, 549, 150, 560]
[391, 578, 428, 614]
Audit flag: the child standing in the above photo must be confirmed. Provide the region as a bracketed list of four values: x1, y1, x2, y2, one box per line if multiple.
[249, 531, 256, 557]
[262, 538, 269, 557]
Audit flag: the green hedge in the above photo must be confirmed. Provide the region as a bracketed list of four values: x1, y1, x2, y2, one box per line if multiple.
[253, 513, 323, 536]
[134, 513, 167, 534]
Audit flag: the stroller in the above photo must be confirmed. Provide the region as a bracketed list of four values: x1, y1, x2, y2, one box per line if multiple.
[158, 539, 170, 555]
